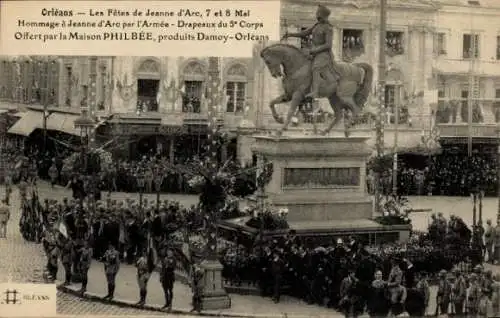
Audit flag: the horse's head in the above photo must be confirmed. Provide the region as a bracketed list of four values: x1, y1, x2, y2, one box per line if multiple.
[260, 46, 283, 78]
[260, 43, 307, 78]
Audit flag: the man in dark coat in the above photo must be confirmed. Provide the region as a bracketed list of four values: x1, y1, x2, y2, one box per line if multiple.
[271, 250, 284, 303]
[402, 257, 415, 289]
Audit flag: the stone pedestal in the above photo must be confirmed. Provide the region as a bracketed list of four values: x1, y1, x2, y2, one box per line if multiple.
[251, 134, 373, 222]
[199, 260, 231, 310]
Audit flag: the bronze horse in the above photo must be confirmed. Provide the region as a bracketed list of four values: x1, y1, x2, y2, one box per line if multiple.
[260, 43, 373, 135]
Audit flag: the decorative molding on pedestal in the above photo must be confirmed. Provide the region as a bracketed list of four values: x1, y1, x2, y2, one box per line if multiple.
[251, 134, 372, 158]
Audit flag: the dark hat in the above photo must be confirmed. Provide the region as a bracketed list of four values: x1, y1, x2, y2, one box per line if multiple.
[316, 5, 331, 18]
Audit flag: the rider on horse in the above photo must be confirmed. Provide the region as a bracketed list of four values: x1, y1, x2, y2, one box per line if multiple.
[283, 5, 336, 100]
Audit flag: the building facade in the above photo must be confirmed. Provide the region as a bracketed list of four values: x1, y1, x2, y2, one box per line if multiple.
[434, 0, 500, 150]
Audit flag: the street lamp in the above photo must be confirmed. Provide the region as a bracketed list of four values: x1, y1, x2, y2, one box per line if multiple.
[136, 170, 146, 217]
[40, 56, 58, 153]
[154, 165, 164, 213]
[497, 126, 500, 224]
[74, 109, 96, 208]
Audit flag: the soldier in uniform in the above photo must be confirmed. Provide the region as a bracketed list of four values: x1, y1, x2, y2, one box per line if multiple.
[493, 219, 500, 264]
[485, 219, 494, 263]
[467, 273, 481, 316]
[79, 240, 92, 295]
[159, 248, 176, 311]
[135, 251, 152, 306]
[46, 239, 60, 282]
[436, 269, 451, 315]
[451, 268, 467, 315]
[190, 264, 204, 313]
[48, 160, 58, 188]
[103, 243, 120, 300]
[413, 272, 430, 316]
[271, 250, 284, 303]
[283, 4, 336, 100]
[61, 238, 74, 285]
[387, 257, 403, 305]
[0, 199, 10, 238]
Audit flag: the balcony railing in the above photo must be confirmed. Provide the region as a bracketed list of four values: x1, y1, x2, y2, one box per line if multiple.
[438, 123, 500, 138]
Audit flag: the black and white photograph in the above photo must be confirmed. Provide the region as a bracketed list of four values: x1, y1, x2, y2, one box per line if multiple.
[1, 0, 500, 317]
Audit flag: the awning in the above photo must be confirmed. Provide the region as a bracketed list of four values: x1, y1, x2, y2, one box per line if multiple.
[45, 113, 80, 136]
[7, 111, 43, 136]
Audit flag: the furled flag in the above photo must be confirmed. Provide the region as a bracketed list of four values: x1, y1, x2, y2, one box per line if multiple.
[156, 85, 162, 105]
[118, 222, 126, 244]
[58, 219, 69, 239]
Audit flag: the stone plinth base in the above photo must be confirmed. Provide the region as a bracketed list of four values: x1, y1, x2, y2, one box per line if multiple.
[251, 134, 373, 222]
[199, 260, 231, 310]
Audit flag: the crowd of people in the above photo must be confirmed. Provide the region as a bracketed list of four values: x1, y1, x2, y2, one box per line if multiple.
[18, 185, 206, 312]
[427, 152, 498, 197]
[216, 212, 500, 317]
[365, 151, 500, 198]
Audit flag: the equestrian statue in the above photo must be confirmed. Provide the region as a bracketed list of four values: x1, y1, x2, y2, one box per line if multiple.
[260, 4, 373, 135]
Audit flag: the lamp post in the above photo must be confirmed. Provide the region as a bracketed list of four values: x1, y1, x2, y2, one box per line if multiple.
[198, 57, 231, 309]
[41, 57, 57, 153]
[479, 190, 484, 225]
[74, 109, 96, 181]
[154, 165, 164, 212]
[374, 0, 387, 216]
[497, 126, 500, 224]
[136, 170, 146, 218]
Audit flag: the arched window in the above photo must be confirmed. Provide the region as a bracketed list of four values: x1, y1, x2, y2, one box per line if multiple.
[225, 63, 247, 113]
[137, 59, 161, 112]
[182, 60, 206, 113]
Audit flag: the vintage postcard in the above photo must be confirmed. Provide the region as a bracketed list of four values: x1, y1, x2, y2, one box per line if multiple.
[1, 0, 500, 317]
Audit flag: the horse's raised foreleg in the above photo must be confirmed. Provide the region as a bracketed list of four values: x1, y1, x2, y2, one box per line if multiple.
[269, 94, 291, 124]
[277, 91, 304, 135]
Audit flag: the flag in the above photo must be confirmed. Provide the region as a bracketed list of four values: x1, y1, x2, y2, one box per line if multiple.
[118, 223, 125, 244]
[156, 88, 162, 105]
[58, 220, 68, 239]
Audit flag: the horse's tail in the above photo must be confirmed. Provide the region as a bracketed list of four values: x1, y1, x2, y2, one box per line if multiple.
[353, 62, 373, 108]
